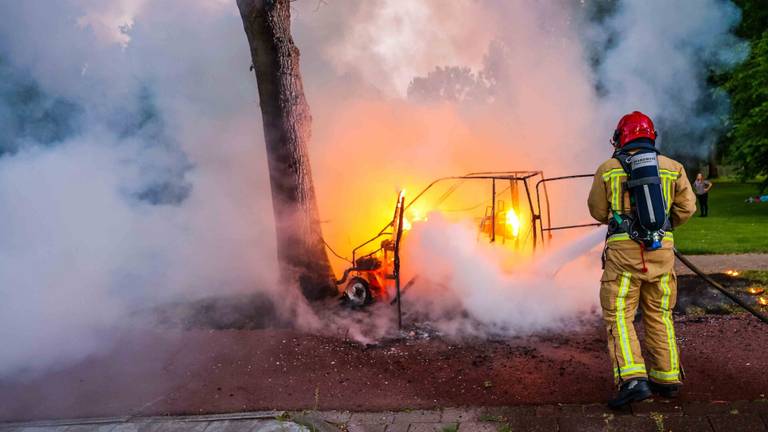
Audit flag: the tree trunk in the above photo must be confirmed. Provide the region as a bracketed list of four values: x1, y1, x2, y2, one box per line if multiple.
[707, 146, 719, 179]
[237, 0, 336, 300]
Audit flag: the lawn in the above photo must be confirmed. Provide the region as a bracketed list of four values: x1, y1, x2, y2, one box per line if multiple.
[674, 181, 768, 254]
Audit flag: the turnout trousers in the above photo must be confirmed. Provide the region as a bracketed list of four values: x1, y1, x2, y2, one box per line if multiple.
[600, 243, 682, 386]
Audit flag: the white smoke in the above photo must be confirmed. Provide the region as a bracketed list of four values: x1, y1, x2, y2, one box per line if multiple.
[401, 217, 605, 337]
[588, 0, 748, 158]
[0, 0, 745, 375]
[301, 219, 607, 345]
[0, 0, 278, 376]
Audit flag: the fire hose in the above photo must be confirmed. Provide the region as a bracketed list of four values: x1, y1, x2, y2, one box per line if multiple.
[674, 249, 768, 325]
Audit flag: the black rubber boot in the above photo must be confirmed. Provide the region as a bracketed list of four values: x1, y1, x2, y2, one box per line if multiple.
[649, 381, 680, 398]
[608, 378, 652, 409]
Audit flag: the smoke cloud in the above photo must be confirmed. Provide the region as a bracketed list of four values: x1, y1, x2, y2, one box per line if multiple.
[401, 217, 606, 337]
[0, 0, 744, 376]
[587, 0, 748, 160]
[0, 0, 278, 377]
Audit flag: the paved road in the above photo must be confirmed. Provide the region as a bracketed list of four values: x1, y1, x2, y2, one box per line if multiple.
[2, 402, 768, 432]
[675, 253, 768, 275]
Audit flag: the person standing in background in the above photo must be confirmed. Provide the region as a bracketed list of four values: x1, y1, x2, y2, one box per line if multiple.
[693, 173, 713, 217]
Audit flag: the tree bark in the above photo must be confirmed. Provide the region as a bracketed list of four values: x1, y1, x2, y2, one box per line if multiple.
[237, 0, 336, 300]
[707, 146, 719, 179]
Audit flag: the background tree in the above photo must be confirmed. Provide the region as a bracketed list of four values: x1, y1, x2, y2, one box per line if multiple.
[237, 0, 336, 299]
[721, 0, 768, 192]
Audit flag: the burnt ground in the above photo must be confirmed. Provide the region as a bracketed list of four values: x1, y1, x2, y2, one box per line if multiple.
[0, 314, 766, 423]
[1, 270, 766, 423]
[676, 272, 768, 315]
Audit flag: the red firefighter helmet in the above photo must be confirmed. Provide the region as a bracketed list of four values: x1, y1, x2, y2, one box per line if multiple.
[612, 111, 657, 148]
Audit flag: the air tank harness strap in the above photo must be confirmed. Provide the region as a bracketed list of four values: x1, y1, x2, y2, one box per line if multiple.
[610, 211, 628, 235]
[626, 177, 661, 188]
[610, 212, 648, 273]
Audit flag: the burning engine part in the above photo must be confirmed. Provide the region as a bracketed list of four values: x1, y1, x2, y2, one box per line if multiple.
[338, 256, 388, 308]
[336, 191, 406, 309]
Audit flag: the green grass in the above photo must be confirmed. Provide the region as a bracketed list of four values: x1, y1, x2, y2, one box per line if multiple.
[743, 270, 768, 285]
[674, 181, 768, 254]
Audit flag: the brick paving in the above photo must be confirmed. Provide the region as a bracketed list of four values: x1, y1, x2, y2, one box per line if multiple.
[1, 400, 767, 432]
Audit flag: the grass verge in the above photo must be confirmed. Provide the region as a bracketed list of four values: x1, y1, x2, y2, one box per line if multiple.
[674, 181, 767, 254]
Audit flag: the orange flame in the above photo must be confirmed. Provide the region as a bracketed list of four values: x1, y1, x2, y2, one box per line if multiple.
[505, 208, 521, 237]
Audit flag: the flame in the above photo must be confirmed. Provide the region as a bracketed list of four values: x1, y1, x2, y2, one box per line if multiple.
[746, 286, 765, 295]
[758, 296, 768, 306]
[505, 208, 520, 237]
[409, 208, 427, 223]
[725, 270, 740, 277]
[401, 203, 428, 233]
[398, 189, 411, 231]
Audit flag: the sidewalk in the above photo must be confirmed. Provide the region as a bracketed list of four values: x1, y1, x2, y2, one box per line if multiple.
[2, 400, 767, 432]
[675, 253, 768, 275]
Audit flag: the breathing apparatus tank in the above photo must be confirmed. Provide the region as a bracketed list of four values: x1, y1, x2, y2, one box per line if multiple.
[608, 111, 669, 251]
[615, 147, 668, 250]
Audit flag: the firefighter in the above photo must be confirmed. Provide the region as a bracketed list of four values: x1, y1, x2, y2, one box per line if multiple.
[587, 111, 696, 408]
